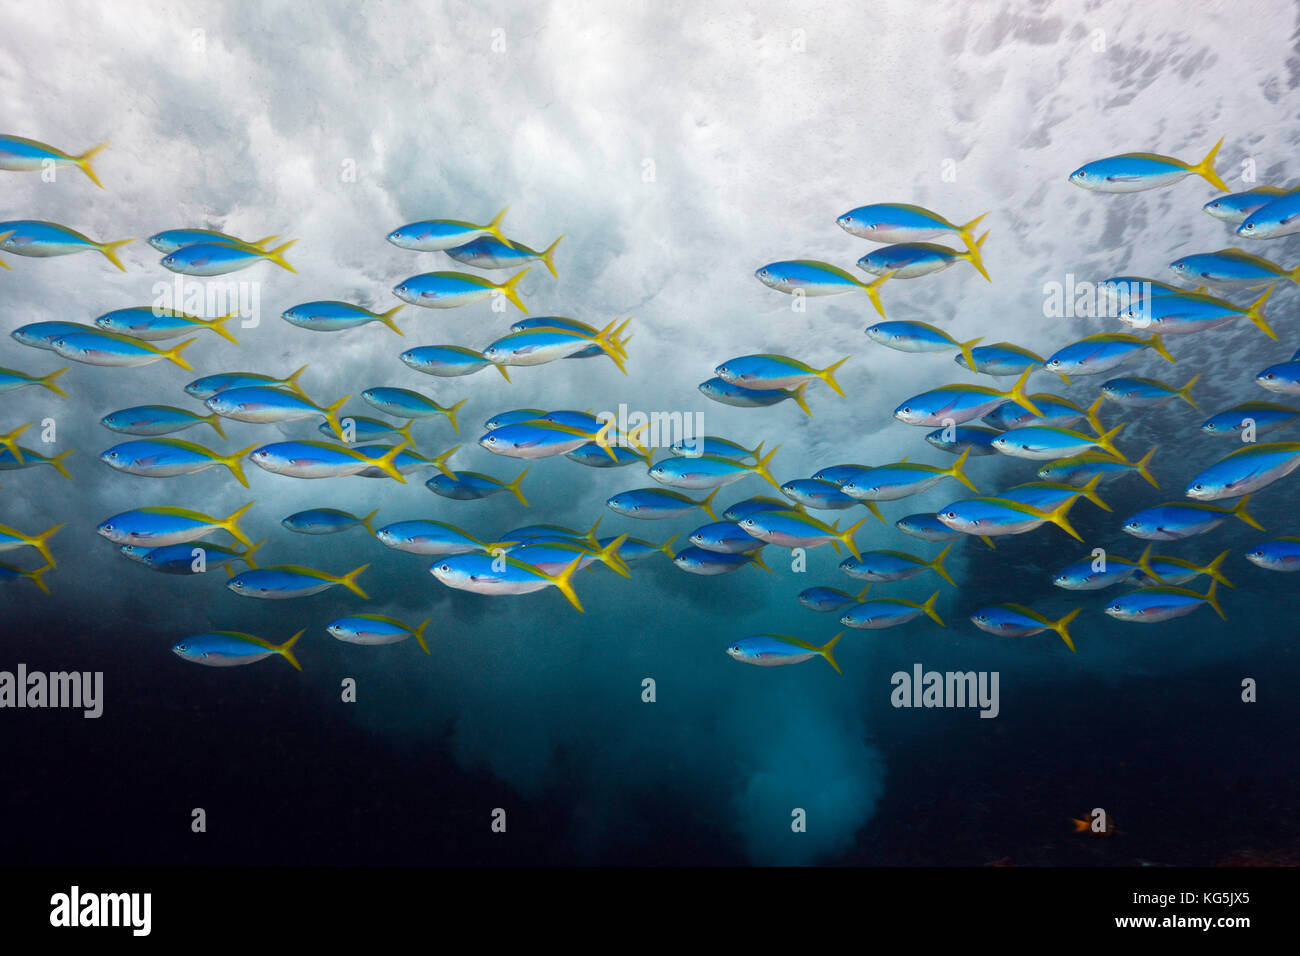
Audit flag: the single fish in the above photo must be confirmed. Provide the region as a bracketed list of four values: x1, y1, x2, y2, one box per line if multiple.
[1068, 139, 1228, 192]
[387, 207, 513, 251]
[172, 630, 304, 670]
[991, 422, 1126, 462]
[721, 495, 796, 522]
[607, 487, 719, 521]
[11, 321, 94, 352]
[0, 446, 73, 478]
[648, 445, 780, 491]
[836, 203, 988, 259]
[840, 592, 944, 629]
[508, 317, 613, 359]
[375, 520, 502, 556]
[999, 477, 1109, 514]
[924, 425, 1002, 457]
[856, 235, 990, 281]
[839, 449, 978, 501]
[1238, 191, 1300, 240]
[324, 416, 413, 444]
[327, 615, 430, 653]
[161, 238, 297, 276]
[970, 605, 1080, 652]
[206, 386, 349, 438]
[227, 563, 369, 600]
[0, 366, 68, 397]
[1200, 401, 1300, 437]
[1134, 548, 1231, 587]
[840, 545, 955, 585]
[725, 632, 842, 673]
[754, 261, 893, 317]
[895, 513, 965, 542]
[481, 319, 629, 373]
[868, 325, 977, 377]
[983, 393, 1091, 430]
[96, 502, 255, 547]
[1117, 288, 1275, 340]
[184, 364, 310, 401]
[0, 135, 108, 187]
[954, 341, 1054, 380]
[689, 520, 766, 554]
[430, 552, 586, 612]
[894, 367, 1042, 426]
[699, 377, 812, 416]
[1170, 248, 1300, 289]
[1100, 375, 1200, 410]
[282, 508, 379, 535]
[1044, 333, 1175, 376]
[673, 546, 769, 576]
[426, 468, 529, 505]
[400, 345, 511, 382]
[1245, 537, 1300, 572]
[247, 440, 409, 481]
[94, 307, 239, 343]
[99, 438, 258, 487]
[779, 478, 863, 511]
[0, 562, 51, 593]
[362, 387, 466, 432]
[281, 301, 405, 336]
[445, 234, 563, 276]
[737, 509, 867, 559]
[669, 436, 760, 460]
[1052, 551, 1146, 590]
[1037, 448, 1159, 488]
[1104, 580, 1225, 623]
[937, 495, 1083, 541]
[0, 521, 63, 566]
[0, 219, 132, 270]
[147, 229, 278, 254]
[1185, 442, 1300, 501]
[1255, 361, 1300, 395]
[797, 584, 871, 613]
[49, 329, 196, 370]
[137, 539, 263, 575]
[1121, 496, 1262, 540]
[392, 269, 528, 312]
[566, 442, 649, 468]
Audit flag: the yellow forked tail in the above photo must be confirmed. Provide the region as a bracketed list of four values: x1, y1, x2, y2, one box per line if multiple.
[818, 356, 850, 397]
[430, 444, 459, 480]
[413, 618, 431, 655]
[818, 632, 843, 675]
[697, 487, 720, 522]
[164, 337, 197, 371]
[38, 367, 69, 397]
[956, 212, 990, 264]
[956, 336, 984, 373]
[498, 267, 530, 313]
[947, 446, 978, 492]
[22, 562, 52, 594]
[1092, 422, 1127, 461]
[485, 206, 513, 248]
[506, 467, 530, 507]
[596, 533, 631, 578]
[1242, 287, 1276, 340]
[1191, 136, 1229, 192]
[222, 444, 260, 488]
[1201, 550, 1233, 588]
[1145, 332, 1175, 363]
[1078, 474, 1111, 512]
[202, 311, 241, 344]
[1176, 374, 1201, 411]
[836, 515, 869, 561]
[858, 270, 894, 319]
[358, 509, 380, 536]
[441, 398, 467, 435]
[263, 239, 298, 274]
[1035, 497, 1082, 542]
[277, 629, 305, 671]
[47, 449, 74, 480]
[789, 381, 812, 418]
[1201, 579, 1226, 620]
[372, 440, 411, 483]
[25, 522, 66, 567]
[323, 395, 351, 440]
[540, 554, 585, 613]
[337, 564, 370, 599]
[96, 237, 134, 272]
[377, 304, 405, 337]
[0, 422, 33, 463]
[929, 543, 956, 586]
[963, 230, 991, 281]
[1003, 367, 1043, 417]
[1134, 445, 1159, 488]
[920, 590, 945, 626]
[1230, 494, 1263, 531]
[1051, 607, 1081, 653]
[747, 443, 783, 490]
[283, 364, 311, 401]
[74, 142, 109, 189]
[220, 501, 257, 548]
[540, 234, 564, 278]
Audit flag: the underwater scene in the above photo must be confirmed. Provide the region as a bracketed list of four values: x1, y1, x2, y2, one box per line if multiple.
[3, 0, 1300, 878]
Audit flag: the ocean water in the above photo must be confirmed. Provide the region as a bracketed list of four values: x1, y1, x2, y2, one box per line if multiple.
[3, 0, 1300, 867]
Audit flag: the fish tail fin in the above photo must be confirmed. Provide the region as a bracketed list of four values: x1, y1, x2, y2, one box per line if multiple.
[239, 538, 265, 570]
[657, 533, 679, 557]
[860, 270, 893, 318]
[853, 583, 872, 601]
[921, 590, 945, 626]
[1135, 445, 1160, 488]
[980, 535, 996, 550]
[359, 509, 380, 537]
[947, 446, 978, 492]
[818, 355, 850, 397]
[441, 398, 467, 434]
[1177, 374, 1202, 411]
[204, 412, 227, 440]
[790, 381, 813, 418]
[1003, 366, 1043, 417]
[430, 444, 459, 480]
[393, 419, 415, 446]
[1041, 498, 1082, 542]
[375, 441, 410, 483]
[957, 336, 984, 373]
[581, 516, 604, 548]
[205, 312, 241, 344]
[413, 618, 431, 655]
[838, 515, 869, 562]
[1244, 286, 1277, 340]
[540, 234, 564, 278]
[338, 564, 370, 599]
[223, 444, 259, 488]
[540, 555, 585, 613]
[861, 500, 886, 524]
[590, 319, 628, 374]
[819, 632, 844, 675]
[498, 267, 530, 313]
[598, 533, 632, 578]
[1203, 550, 1234, 588]
[48, 449, 74, 480]
[264, 239, 298, 274]
[957, 213, 990, 262]
[747, 550, 773, 575]
[221, 501, 257, 548]
[96, 238, 134, 272]
[378, 304, 405, 337]
[164, 337, 197, 371]
[1136, 543, 1163, 584]
[1231, 494, 1263, 531]
[1193, 136, 1229, 192]
[492, 361, 512, 383]
[485, 206, 512, 248]
[0, 422, 32, 463]
[930, 542, 957, 586]
[29, 522, 65, 567]
[1081, 473, 1111, 512]
[284, 364, 311, 401]
[698, 487, 720, 522]
[1052, 607, 1081, 653]
[1203, 578, 1226, 620]
[965, 232, 992, 281]
[322, 394, 351, 440]
[506, 467, 529, 506]
[1095, 422, 1127, 461]
[249, 235, 279, 249]
[73, 142, 109, 188]
[1147, 332, 1175, 363]
[24, 563, 51, 594]
[277, 629, 305, 671]
[749, 443, 782, 490]
[38, 367, 70, 397]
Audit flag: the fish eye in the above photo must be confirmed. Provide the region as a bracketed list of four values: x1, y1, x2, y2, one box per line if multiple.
[1193, 484, 1203, 491]
[1243, 223, 1254, 231]
[902, 407, 911, 414]
[439, 564, 450, 572]
[945, 511, 956, 519]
